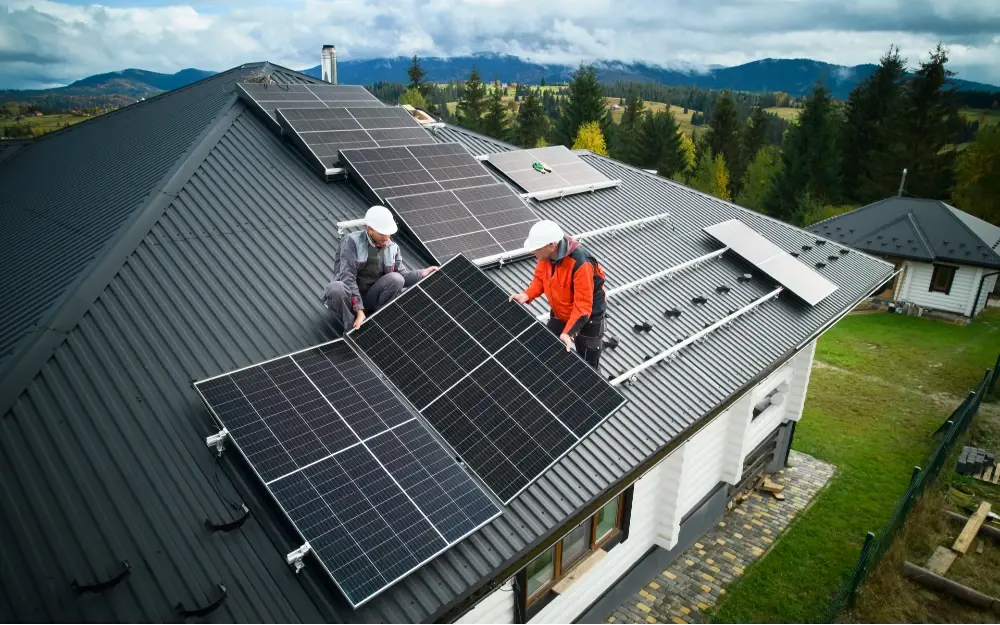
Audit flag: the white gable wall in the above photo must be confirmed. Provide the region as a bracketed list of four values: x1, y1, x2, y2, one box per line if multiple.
[975, 273, 998, 315]
[460, 340, 817, 624]
[898, 260, 981, 315]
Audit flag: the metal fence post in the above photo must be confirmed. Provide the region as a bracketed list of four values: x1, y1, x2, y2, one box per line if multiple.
[989, 355, 999, 394]
[847, 532, 877, 609]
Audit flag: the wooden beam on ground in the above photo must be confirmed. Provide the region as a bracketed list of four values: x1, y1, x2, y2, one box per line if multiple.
[762, 476, 784, 493]
[954, 502, 992, 554]
[925, 546, 958, 576]
[943, 511, 1000, 542]
[903, 562, 1000, 613]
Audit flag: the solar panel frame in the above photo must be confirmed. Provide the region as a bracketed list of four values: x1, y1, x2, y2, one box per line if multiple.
[340, 143, 539, 264]
[704, 219, 838, 305]
[236, 83, 384, 129]
[276, 107, 435, 171]
[349, 254, 628, 504]
[193, 338, 501, 608]
[486, 145, 620, 199]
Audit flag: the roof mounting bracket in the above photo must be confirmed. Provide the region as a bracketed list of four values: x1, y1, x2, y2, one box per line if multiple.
[286, 543, 311, 574]
[205, 428, 229, 456]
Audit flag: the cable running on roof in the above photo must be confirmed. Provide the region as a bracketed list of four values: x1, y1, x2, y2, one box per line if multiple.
[609, 287, 783, 387]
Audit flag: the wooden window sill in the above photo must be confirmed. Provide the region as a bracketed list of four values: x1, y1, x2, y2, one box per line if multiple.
[552, 549, 607, 595]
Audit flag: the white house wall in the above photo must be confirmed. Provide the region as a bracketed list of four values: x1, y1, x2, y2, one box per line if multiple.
[899, 261, 980, 315]
[975, 273, 998, 315]
[465, 340, 818, 624]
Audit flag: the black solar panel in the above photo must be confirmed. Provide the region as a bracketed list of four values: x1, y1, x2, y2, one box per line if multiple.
[194, 339, 500, 608]
[276, 107, 435, 170]
[339, 143, 538, 263]
[350, 255, 627, 503]
[236, 83, 384, 127]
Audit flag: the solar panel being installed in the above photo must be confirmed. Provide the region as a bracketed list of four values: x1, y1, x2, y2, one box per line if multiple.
[236, 83, 384, 128]
[704, 219, 838, 306]
[194, 339, 500, 608]
[486, 145, 620, 200]
[340, 143, 538, 263]
[349, 254, 627, 503]
[276, 107, 434, 171]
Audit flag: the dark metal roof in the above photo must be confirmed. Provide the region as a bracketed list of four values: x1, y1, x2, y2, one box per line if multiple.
[0, 67, 893, 624]
[807, 197, 1000, 269]
[0, 138, 32, 166]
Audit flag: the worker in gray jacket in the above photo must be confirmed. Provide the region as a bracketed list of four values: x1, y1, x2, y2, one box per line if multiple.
[323, 206, 437, 333]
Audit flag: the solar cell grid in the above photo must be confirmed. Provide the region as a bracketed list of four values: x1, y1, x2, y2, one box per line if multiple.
[349, 254, 627, 504]
[237, 83, 384, 125]
[194, 338, 502, 608]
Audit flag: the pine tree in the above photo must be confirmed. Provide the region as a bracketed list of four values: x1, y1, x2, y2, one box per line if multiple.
[738, 105, 772, 191]
[571, 121, 608, 155]
[407, 55, 429, 96]
[514, 89, 548, 148]
[863, 45, 960, 200]
[707, 91, 741, 195]
[612, 90, 644, 165]
[636, 110, 686, 177]
[481, 79, 510, 140]
[842, 46, 907, 203]
[555, 65, 608, 147]
[456, 66, 488, 132]
[765, 84, 842, 223]
[736, 146, 782, 213]
[953, 124, 1000, 224]
[398, 87, 428, 109]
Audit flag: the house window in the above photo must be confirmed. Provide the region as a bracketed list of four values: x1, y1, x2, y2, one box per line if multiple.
[930, 264, 957, 295]
[521, 493, 628, 612]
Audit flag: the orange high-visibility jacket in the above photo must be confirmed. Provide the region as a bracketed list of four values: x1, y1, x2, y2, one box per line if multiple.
[525, 238, 607, 336]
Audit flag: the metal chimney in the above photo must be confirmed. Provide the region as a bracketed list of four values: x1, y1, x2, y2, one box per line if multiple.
[321, 45, 337, 84]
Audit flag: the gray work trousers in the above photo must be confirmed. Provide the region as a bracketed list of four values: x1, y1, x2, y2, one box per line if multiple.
[323, 273, 405, 334]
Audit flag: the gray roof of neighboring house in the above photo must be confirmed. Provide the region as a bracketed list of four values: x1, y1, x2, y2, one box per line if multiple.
[0, 63, 893, 624]
[807, 197, 1000, 269]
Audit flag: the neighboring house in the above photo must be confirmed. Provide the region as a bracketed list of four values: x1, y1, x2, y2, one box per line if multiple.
[0, 62, 892, 624]
[809, 197, 1000, 318]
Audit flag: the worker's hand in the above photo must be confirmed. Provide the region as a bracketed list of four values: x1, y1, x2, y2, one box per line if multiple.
[353, 310, 366, 329]
[509, 293, 529, 305]
[559, 333, 574, 352]
[420, 266, 439, 277]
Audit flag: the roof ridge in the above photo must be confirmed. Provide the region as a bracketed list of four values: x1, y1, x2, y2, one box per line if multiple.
[941, 202, 1000, 256]
[0, 98, 247, 417]
[261, 61, 328, 84]
[906, 212, 936, 257]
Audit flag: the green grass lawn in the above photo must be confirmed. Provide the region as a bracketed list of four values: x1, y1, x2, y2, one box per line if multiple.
[962, 107, 1000, 127]
[1, 113, 88, 137]
[765, 106, 802, 121]
[712, 310, 1000, 623]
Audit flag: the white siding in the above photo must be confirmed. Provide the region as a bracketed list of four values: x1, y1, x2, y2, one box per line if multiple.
[899, 261, 980, 315]
[975, 273, 998, 316]
[465, 343, 820, 624]
[457, 580, 515, 624]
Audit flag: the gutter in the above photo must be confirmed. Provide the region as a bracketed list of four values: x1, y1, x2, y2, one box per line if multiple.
[971, 270, 1000, 319]
[433, 268, 894, 624]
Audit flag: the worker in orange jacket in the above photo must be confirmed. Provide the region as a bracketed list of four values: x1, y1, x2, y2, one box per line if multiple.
[510, 220, 608, 370]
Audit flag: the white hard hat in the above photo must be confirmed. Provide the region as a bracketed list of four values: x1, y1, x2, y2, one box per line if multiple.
[523, 220, 564, 251]
[364, 205, 397, 235]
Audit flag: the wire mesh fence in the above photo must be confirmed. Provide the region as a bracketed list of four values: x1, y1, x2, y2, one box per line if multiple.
[823, 359, 999, 622]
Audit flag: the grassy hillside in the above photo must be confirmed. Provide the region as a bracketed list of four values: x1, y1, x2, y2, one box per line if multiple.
[604, 98, 701, 136]
[962, 107, 1000, 126]
[1, 113, 89, 138]
[764, 106, 802, 120]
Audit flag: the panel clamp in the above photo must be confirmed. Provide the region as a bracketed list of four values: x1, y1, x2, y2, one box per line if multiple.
[205, 428, 229, 456]
[286, 543, 311, 574]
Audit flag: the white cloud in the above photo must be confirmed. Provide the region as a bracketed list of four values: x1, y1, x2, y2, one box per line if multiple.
[1, 0, 999, 89]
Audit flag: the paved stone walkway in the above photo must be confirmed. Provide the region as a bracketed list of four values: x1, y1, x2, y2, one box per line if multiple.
[607, 450, 836, 624]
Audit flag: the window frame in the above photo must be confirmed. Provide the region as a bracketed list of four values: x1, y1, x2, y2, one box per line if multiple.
[523, 494, 627, 610]
[929, 263, 958, 295]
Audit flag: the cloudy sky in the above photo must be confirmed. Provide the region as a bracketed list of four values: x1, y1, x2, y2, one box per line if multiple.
[2, 0, 999, 89]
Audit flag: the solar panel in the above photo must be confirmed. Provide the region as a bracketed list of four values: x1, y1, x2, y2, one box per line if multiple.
[194, 339, 500, 608]
[486, 145, 620, 200]
[704, 219, 838, 306]
[349, 254, 626, 503]
[276, 107, 435, 170]
[340, 143, 538, 263]
[236, 83, 384, 129]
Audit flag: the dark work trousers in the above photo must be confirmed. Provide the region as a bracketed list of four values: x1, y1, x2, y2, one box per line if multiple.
[546, 314, 605, 370]
[323, 273, 405, 335]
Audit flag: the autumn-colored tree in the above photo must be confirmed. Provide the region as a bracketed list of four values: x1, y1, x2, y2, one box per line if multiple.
[688, 152, 732, 200]
[571, 121, 608, 155]
[677, 130, 696, 177]
[953, 125, 1000, 225]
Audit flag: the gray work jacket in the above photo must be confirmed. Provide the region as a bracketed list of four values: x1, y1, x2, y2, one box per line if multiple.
[334, 230, 419, 311]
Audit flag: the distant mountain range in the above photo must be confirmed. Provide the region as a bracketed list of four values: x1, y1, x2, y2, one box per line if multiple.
[3, 55, 997, 110]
